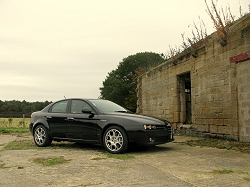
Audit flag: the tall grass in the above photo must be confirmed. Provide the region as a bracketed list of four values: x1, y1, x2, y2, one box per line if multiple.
[0, 118, 30, 128]
[0, 118, 30, 133]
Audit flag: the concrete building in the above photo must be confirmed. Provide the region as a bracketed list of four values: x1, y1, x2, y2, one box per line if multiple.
[137, 13, 250, 142]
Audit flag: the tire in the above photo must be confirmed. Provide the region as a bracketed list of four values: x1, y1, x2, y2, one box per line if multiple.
[33, 125, 52, 147]
[103, 126, 128, 154]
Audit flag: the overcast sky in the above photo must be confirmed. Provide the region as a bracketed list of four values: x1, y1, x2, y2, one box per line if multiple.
[0, 0, 249, 102]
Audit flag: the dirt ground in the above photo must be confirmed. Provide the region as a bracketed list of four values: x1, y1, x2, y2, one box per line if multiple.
[0, 134, 250, 187]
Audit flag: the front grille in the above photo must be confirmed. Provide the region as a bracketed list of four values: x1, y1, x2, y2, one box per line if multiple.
[155, 124, 172, 132]
[154, 124, 173, 138]
[166, 125, 172, 135]
[155, 126, 166, 130]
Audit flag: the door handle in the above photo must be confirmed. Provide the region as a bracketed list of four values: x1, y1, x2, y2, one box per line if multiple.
[46, 116, 52, 119]
[68, 117, 74, 121]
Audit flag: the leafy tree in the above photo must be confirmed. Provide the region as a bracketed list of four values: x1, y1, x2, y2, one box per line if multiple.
[100, 52, 165, 112]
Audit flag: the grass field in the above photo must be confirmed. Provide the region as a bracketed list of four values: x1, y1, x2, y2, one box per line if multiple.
[0, 118, 30, 128]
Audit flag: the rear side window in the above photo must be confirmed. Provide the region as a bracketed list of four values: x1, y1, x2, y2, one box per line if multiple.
[50, 101, 68, 113]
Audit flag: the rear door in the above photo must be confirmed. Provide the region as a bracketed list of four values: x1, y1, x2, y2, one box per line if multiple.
[66, 99, 99, 142]
[46, 100, 69, 138]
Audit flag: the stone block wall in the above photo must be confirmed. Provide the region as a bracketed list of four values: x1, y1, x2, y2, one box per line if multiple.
[137, 13, 250, 142]
[237, 22, 250, 141]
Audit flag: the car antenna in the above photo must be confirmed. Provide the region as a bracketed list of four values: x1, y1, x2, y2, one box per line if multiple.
[64, 96, 66, 99]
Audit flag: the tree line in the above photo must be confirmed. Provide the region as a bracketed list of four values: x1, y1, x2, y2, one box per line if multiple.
[0, 100, 52, 118]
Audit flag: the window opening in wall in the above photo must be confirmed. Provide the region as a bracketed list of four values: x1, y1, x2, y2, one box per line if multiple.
[178, 72, 192, 124]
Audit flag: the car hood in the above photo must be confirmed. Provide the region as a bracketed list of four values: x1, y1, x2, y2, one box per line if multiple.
[103, 112, 168, 125]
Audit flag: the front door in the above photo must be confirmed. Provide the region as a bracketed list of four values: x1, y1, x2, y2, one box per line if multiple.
[66, 99, 99, 142]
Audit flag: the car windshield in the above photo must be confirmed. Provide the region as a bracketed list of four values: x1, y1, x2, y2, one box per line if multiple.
[88, 99, 128, 113]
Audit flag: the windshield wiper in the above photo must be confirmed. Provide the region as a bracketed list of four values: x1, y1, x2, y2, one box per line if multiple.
[115, 110, 132, 113]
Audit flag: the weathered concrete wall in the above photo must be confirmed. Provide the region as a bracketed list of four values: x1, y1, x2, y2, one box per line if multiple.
[238, 22, 250, 142]
[238, 58, 250, 142]
[137, 13, 250, 142]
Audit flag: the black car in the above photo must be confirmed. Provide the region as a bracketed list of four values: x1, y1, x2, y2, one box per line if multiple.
[30, 98, 174, 154]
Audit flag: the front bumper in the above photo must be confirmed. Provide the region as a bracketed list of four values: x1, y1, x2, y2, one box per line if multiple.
[128, 126, 174, 145]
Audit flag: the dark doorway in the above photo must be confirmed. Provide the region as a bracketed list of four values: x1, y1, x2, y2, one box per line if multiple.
[178, 72, 192, 124]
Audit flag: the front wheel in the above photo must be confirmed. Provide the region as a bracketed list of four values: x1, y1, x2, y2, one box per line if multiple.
[103, 126, 128, 154]
[33, 125, 52, 147]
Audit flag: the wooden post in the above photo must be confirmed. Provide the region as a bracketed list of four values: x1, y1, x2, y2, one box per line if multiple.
[23, 114, 25, 128]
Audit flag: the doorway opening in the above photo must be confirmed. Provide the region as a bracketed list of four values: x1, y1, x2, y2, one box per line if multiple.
[178, 72, 192, 124]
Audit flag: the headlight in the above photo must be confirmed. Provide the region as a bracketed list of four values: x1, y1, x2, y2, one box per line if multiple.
[144, 124, 156, 130]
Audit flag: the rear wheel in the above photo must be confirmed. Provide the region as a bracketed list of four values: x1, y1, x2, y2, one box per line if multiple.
[103, 126, 128, 154]
[33, 125, 52, 147]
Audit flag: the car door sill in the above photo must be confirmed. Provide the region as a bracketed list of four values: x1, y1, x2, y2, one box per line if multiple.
[53, 137, 99, 144]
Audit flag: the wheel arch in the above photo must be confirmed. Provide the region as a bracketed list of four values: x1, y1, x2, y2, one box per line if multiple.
[32, 122, 50, 135]
[101, 123, 129, 144]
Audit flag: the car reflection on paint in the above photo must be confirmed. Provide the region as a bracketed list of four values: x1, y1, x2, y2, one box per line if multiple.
[30, 98, 174, 154]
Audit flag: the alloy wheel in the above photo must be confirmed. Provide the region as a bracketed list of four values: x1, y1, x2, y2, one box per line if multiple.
[34, 126, 48, 146]
[105, 128, 124, 152]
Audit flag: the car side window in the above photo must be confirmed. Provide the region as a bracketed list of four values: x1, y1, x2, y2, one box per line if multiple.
[71, 100, 92, 113]
[51, 101, 68, 113]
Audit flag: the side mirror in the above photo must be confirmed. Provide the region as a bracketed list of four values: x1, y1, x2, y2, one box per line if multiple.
[82, 108, 95, 118]
[82, 108, 93, 114]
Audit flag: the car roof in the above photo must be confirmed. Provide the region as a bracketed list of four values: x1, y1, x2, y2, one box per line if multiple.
[53, 98, 102, 102]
